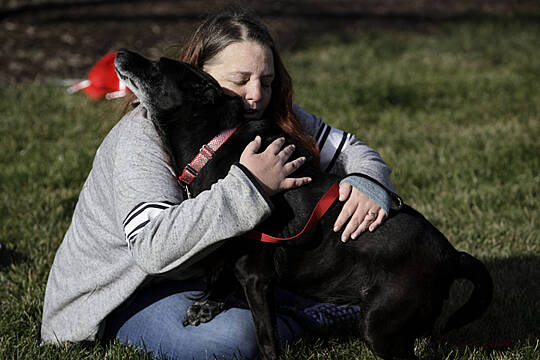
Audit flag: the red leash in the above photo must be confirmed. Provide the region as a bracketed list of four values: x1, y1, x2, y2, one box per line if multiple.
[243, 182, 340, 243]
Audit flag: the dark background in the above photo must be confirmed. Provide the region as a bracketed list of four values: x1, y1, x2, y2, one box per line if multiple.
[1, 0, 539, 85]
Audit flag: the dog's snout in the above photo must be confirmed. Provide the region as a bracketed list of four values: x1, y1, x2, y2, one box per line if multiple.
[114, 48, 130, 65]
[114, 49, 154, 72]
[114, 50, 132, 74]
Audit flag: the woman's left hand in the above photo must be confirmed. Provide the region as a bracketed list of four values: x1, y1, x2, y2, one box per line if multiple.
[333, 182, 387, 242]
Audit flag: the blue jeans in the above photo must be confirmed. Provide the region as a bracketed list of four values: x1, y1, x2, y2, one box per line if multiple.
[103, 279, 315, 360]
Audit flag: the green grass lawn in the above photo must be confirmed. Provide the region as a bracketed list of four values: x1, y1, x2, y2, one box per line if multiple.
[1, 19, 539, 359]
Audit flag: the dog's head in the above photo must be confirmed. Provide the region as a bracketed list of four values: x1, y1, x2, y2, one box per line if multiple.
[114, 49, 244, 132]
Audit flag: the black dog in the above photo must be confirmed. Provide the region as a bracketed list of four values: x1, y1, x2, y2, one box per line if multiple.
[114, 49, 493, 360]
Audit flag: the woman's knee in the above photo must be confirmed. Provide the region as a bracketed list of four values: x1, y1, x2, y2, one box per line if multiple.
[113, 304, 259, 360]
[190, 307, 259, 359]
[106, 282, 307, 360]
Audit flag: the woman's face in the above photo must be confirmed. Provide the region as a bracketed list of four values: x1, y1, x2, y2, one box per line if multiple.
[203, 41, 274, 120]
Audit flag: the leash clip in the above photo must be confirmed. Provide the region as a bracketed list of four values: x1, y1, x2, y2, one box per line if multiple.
[183, 184, 193, 199]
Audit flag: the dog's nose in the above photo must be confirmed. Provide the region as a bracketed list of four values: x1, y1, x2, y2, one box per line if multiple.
[114, 49, 131, 68]
[115, 49, 153, 70]
[115, 48, 133, 62]
[116, 48, 132, 58]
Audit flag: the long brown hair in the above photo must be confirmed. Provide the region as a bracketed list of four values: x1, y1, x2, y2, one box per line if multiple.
[179, 7, 320, 164]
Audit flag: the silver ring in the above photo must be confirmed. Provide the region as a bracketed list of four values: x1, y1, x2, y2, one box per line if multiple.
[368, 211, 376, 217]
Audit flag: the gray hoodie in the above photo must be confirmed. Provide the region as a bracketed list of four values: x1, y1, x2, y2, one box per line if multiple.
[41, 105, 398, 343]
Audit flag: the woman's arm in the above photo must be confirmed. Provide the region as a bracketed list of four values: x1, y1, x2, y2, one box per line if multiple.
[118, 165, 273, 275]
[294, 105, 402, 240]
[114, 110, 308, 275]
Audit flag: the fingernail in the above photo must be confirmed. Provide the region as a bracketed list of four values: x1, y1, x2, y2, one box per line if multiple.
[341, 235, 348, 242]
[333, 226, 339, 232]
[351, 234, 356, 240]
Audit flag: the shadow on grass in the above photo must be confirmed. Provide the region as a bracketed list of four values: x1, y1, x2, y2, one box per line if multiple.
[0, 245, 29, 271]
[436, 255, 539, 351]
[485, 256, 539, 338]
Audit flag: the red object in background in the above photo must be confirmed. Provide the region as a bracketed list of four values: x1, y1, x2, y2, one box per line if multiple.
[68, 51, 129, 100]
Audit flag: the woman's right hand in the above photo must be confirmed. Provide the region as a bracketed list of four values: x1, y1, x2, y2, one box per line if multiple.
[239, 136, 311, 196]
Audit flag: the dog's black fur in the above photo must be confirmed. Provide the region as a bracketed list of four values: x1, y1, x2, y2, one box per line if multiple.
[114, 49, 493, 360]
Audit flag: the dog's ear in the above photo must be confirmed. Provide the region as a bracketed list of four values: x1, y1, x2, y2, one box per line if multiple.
[201, 86, 218, 105]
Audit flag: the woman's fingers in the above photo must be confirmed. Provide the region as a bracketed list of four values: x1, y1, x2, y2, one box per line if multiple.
[340, 213, 363, 242]
[283, 155, 306, 173]
[242, 135, 262, 155]
[278, 154, 310, 191]
[266, 137, 286, 155]
[333, 202, 353, 232]
[338, 182, 353, 201]
[279, 176, 312, 191]
[349, 208, 387, 240]
[239, 136, 310, 195]
[349, 209, 376, 240]
[368, 209, 386, 232]
[334, 186, 388, 242]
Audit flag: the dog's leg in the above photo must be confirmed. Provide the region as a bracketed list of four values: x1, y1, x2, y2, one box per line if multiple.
[363, 287, 419, 360]
[183, 266, 239, 327]
[234, 251, 280, 360]
[183, 299, 225, 326]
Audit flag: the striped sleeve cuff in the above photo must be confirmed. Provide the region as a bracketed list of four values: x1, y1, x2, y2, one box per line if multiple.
[315, 123, 351, 173]
[123, 201, 175, 245]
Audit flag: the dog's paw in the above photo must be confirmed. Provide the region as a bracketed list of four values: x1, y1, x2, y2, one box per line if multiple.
[183, 299, 225, 327]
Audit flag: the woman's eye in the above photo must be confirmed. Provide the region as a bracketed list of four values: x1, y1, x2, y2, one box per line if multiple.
[232, 80, 248, 86]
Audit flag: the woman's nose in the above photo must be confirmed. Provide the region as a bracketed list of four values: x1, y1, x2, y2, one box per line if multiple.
[245, 80, 262, 104]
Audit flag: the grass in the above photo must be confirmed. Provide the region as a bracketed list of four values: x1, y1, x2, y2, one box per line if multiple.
[1, 19, 539, 359]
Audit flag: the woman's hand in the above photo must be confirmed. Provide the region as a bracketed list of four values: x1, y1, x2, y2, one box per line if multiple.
[240, 136, 311, 196]
[333, 182, 386, 242]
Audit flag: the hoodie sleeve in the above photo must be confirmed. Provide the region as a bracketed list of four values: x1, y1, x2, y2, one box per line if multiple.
[112, 107, 272, 275]
[294, 105, 402, 210]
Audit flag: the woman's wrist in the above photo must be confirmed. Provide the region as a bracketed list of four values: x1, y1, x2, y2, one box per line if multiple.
[234, 163, 275, 212]
[340, 176, 391, 215]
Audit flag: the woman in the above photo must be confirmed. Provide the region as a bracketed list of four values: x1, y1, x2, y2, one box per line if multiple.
[41, 8, 401, 360]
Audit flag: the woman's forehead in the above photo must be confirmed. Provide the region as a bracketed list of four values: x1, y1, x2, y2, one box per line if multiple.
[207, 41, 274, 75]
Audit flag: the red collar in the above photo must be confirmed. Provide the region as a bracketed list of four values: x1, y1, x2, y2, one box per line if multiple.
[179, 126, 240, 190]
